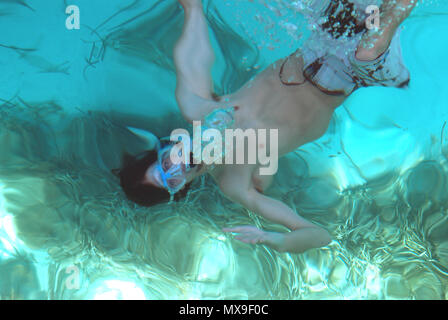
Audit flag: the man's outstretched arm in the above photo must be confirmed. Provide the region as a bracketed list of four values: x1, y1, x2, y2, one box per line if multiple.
[356, 0, 418, 61]
[223, 188, 332, 254]
[174, 0, 217, 122]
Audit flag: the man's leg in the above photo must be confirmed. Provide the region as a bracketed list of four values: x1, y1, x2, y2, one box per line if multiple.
[174, 0, 217, 122]
[356, 0, 417, 61]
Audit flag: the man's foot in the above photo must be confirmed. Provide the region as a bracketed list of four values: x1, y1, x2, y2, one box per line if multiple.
[178, 0, 202, 10]
[279, 54, 306, 86]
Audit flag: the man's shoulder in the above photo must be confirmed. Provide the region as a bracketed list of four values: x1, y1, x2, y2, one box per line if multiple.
[214, 166, 253, 201]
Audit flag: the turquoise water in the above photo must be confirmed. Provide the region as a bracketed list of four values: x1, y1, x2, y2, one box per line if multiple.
[0, 0, 447, 299]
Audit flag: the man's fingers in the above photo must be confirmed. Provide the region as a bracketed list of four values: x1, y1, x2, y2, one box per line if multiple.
[235, 236, 258, 244]
[234, 234, 263, 244]
[222, 226, 252, 233]
[235, 235, 249, 243]
[223, 226, 263, 245]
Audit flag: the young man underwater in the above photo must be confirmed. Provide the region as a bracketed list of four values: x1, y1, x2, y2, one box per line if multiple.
[118, 0, 417, 254]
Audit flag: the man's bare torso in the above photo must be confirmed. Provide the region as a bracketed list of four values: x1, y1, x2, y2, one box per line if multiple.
[209, 53, 346, 193]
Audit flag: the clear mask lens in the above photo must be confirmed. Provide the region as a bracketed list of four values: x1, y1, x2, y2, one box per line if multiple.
[157, 144, 187, 194]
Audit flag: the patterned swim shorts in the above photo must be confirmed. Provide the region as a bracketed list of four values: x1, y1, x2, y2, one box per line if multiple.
[301, 28, 411, 96]
[298, 0, 411, 96]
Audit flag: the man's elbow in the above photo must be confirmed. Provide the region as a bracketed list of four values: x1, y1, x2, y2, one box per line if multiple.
[220, 183, 255, 210]
[320, 229, 332, 248]
[309, 227, 331, 250]
[302, 228, 332, 253]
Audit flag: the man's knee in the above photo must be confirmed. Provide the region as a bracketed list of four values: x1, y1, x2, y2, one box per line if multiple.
[355, 47, 383, 62]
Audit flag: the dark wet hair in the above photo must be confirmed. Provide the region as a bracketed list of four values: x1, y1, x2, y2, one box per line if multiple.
[116, 149, 192, 207]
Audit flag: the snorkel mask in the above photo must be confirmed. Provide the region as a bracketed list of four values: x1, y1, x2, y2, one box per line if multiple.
[156, 135, 194, 199]
[125, 126, 195, 200]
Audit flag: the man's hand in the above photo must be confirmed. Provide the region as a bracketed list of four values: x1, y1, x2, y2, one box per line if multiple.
[223, 225, 288, 252]
[223, 225, 268, 245]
